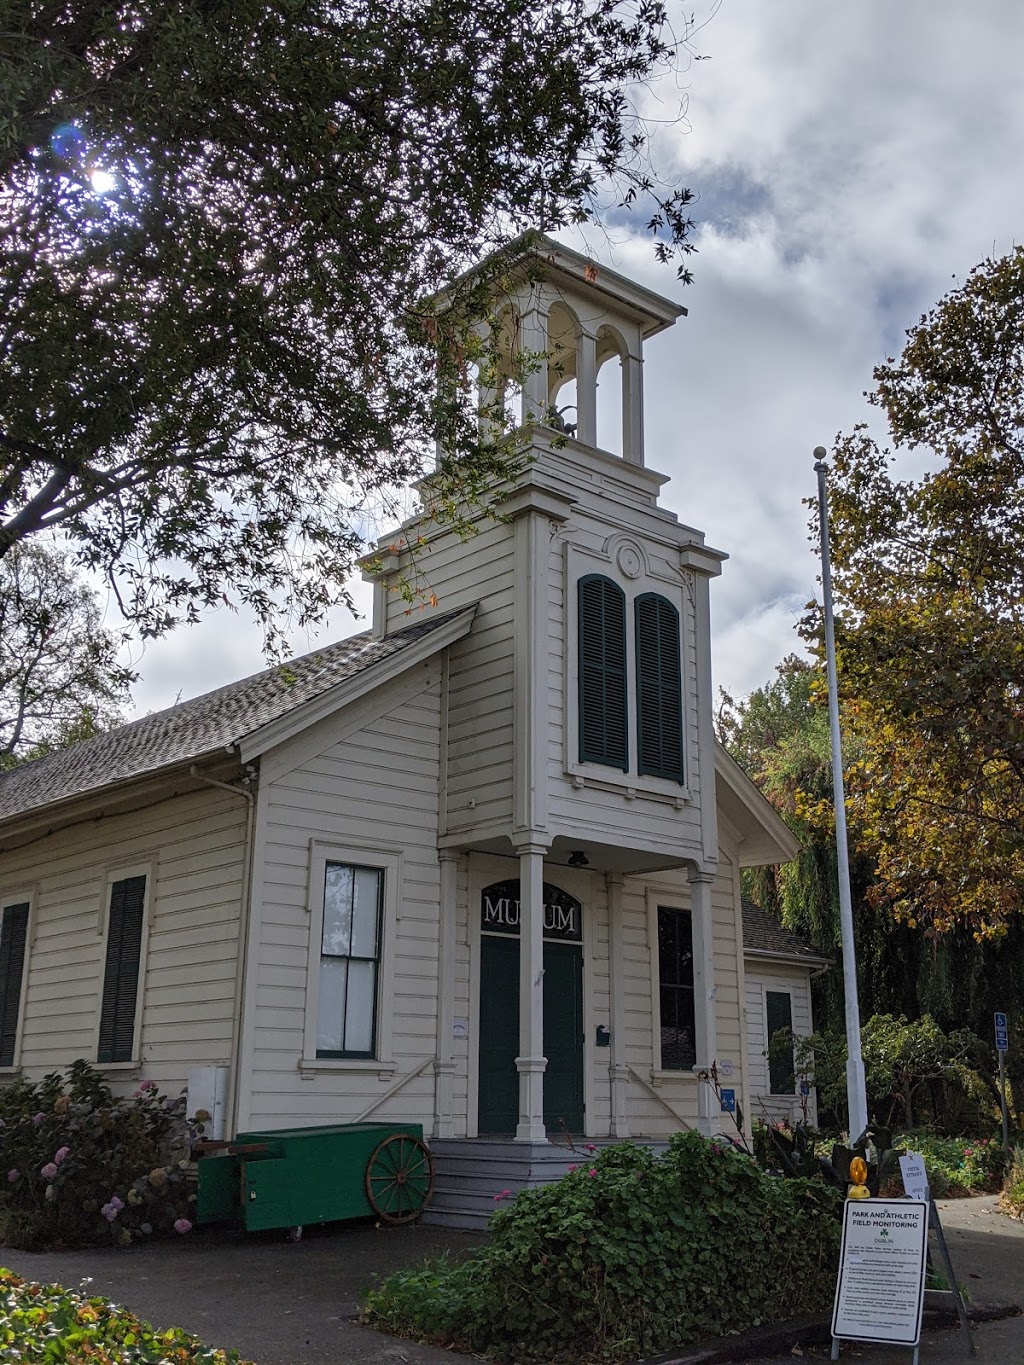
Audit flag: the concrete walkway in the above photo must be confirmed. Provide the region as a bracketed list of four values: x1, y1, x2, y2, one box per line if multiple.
[1, 1219, 484, 1363]
[740, 1195, 1024, 1365]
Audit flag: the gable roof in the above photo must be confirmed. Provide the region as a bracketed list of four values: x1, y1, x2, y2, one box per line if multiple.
[0, 607, 475, 828]
[741, 899, 830, 967]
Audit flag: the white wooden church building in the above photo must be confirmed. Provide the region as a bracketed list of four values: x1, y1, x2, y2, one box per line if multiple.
[0, 239, 806, 1224]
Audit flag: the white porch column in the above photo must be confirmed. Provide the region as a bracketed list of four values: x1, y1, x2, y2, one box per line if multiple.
[576, 330, 598, 447]
[515, 844, 547, 1141]
[688, 868, 719, 1136]
[433, 851, 459, 1138]
[606, 872, 630, 1137]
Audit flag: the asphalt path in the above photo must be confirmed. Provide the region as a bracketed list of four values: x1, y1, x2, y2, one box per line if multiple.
[2, 1195, 1022, 1364]
[739, 1195, 1024, 1365]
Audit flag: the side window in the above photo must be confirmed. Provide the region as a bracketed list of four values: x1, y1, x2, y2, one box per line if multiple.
[766, 989, 795, 1094]
[578, 574, 628, 771]
[0, 901, 29, 1068]
[98, 875, 146, 1065]
[657, 906, 696, 1070]
[635, 593, 684, 783]
[316, 863, 384, 1059]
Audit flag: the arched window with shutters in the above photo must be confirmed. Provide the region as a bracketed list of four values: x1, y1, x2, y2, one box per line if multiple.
[635, 593, 685, 783]
[577, 574, 628, 771]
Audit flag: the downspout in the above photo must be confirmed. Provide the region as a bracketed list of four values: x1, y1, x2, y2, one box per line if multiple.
[189, 762, 256, 1138]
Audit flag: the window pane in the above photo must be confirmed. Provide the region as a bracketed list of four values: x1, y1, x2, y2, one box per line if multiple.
[657, 907, 696, 1070]
[766, 990, 795, 1094]
[317, 957, 347, 1052]
[322, 863, 353, 955]
[344, 960, 376, 1053]
[350, 868, 382, 958]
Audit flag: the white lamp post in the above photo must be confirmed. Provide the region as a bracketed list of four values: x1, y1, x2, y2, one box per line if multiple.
[813, 447, 869, 1141]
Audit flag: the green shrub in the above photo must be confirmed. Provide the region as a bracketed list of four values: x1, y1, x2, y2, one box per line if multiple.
[0, 1267, 252, 1363]
[364, 1134, 842, 1363]
[878, 1133, 1005, 1198]
[0, 1062, 202, 1250]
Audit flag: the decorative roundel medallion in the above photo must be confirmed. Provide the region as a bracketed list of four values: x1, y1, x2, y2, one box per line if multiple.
[616, 543, 643, 579]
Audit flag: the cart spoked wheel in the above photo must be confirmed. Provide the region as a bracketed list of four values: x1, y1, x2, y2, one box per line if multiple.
[364, 1134, 435, 1224]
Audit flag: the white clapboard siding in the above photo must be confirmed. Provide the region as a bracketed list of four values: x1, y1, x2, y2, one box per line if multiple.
[244, 664, 445, 1131]
[0, 786, 248, 1091]
[744, 960, 817, 1126]
[380, 517, 518, 839]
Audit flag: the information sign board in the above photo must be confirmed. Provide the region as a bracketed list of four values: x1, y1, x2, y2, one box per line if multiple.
[832, 1199, 928, 1348]
[898, 1153, 930, 1203]
[995, 1011, 1009, 1053]
[719, 1088, 736, 1113]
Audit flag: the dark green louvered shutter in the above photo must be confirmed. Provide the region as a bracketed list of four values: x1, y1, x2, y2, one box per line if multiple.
[97, 876, 146, 1064]
[578, 575, 628, 770]
[0, 903, 29, 1068]
[635, 593, 684, 783]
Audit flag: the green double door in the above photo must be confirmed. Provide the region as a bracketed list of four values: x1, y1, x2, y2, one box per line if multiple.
[477, 935, 585, 1135]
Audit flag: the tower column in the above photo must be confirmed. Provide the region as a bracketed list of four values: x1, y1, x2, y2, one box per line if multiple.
[576, 330, 598, 446]
[622, 351, 645, 465]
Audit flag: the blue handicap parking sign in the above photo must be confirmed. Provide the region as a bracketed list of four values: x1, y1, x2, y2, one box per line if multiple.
[995, 1012, 1009, 1052]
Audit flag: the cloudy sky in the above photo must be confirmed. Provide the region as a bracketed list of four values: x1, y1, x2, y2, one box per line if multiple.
[128, 0, 1024, 716]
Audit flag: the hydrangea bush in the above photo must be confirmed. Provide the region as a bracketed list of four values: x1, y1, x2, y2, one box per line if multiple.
[364, 1133, 842, 1363]
[0, 1062, 204, 1250]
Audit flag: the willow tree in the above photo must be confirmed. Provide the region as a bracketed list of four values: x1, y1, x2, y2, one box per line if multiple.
[1, 0, 697, 645]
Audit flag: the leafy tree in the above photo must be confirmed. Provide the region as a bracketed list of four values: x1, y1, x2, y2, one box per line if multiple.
[1, 0, 697, 646]
[0, 542, 133, 767]
[823, 247, 1024, 937]
[794, 1014, 988, 1132]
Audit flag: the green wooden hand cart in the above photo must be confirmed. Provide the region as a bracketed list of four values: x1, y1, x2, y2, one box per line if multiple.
[195, 1121, 434, 1239]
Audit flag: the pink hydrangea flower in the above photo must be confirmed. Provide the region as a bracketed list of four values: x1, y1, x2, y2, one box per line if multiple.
[585, 1143, 598, 1153]
[7, 1170, 18, 1182]
[53, 1147, 70, 1165]
[31, 1112, 45, 1126]
[100, 1202, 120, 1222]
[568, 1164, 578, 1173]
[40, 1162, 58, 1180]
[174, 1218, 193, 1234]
[492, 1190, 512, 1203]
[588, 1168, 597, 1177]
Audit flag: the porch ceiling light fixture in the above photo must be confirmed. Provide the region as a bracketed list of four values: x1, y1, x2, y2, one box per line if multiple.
[567, 850, 589, 868]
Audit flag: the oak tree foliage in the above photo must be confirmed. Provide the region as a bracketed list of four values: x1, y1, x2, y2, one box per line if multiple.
[0, 541, 133, 767]
[1, 0, 696, 645]
[822, 248, 1024, 937]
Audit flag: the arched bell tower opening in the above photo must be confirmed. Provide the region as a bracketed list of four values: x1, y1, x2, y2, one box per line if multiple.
[595, 324, 626, 458]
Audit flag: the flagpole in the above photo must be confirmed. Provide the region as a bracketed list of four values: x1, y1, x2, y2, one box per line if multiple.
[814, 447, 868, 1141]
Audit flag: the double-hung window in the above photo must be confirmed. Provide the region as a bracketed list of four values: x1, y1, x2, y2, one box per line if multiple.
[0, 898, 30, 1068]
[98, 874, 147, 1064]
[657, 906, 696, 1070]
[765, 989, 795, 1094]
[316, 862, 384, 1059]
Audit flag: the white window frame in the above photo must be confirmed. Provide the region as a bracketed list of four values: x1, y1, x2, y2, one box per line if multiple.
[647, 890, 701, 1083]
[0, 885, 37, 1073]
[763, 985, 797, 1096]
[92, 861, 155, 1071]
[301, 841, 399, 1075]
[565, 541, 693, 803]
